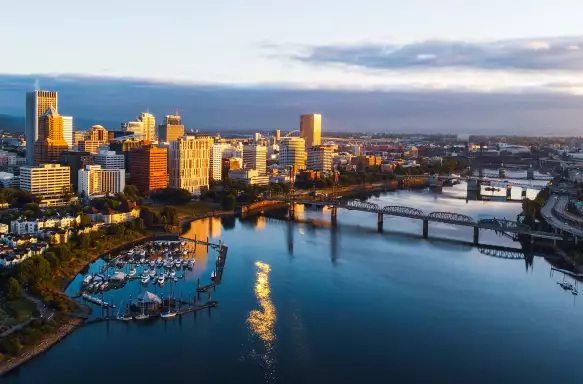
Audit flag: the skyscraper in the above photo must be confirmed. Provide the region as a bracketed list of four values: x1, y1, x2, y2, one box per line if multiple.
[159, 114, 185, 143]
[78, 165, 125, 198]
[26, 90, 58, 165]
[210, 143, 233, 181]
[168, 135, 211, 195]
[280, 137, 306, 170]
[128, 145, 168, 194]
[242, 145, 267, 174]
[20, 164, 71, 207]
[61, 116, 73, 149]
[299, 114, 322, 148]
[78, 125, 108, 154]
[138, 112, 156, 141]
[307, 145, 333, 173]
[33, 107, 69, 165]
[126, 121, 144, 136]
[275, 129, 281, 142]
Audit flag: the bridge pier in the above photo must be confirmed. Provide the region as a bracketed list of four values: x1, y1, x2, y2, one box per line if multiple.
[331, 207, 338, 227]
[422, 219, 428, 238]
[377, 213, 383, 233]
[473, 227, 479, 245]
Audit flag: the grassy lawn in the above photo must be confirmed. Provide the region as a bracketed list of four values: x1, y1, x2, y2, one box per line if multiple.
[3, 297, 37, 323]
[150, 201, 222, 220]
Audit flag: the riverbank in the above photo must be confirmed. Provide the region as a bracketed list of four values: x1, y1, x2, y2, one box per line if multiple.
[0, 231, 180, 377]
[0, 318, 83, 377]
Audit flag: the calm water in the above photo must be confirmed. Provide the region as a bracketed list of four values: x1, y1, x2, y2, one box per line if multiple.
[6, 185, 583, 383]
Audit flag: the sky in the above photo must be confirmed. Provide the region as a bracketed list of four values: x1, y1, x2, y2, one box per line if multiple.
[2, 0, 583, 133]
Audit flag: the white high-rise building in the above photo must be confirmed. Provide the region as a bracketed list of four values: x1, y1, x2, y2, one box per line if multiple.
[138, 112, 156, 141]
[307, 145, 333, 173]
[242, 145, 267, 174]
[210, 143, 232, 181]
[78, 164, 125, 198]
[20, 163, 70, 207]
[93, 150, 125, 169]
[280, 137, 306, 170]
[61, 116, 73, 149]
[25, 90, 58, 165]
[126, 121, 144, 137]
[168, 135, 211, 195]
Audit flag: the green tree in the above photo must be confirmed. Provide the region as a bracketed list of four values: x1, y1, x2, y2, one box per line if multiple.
[43, 252, 60, 269]
[222, 194, 236, 210]
[5, 277, 22, 299]
[79, 213, 91, 226]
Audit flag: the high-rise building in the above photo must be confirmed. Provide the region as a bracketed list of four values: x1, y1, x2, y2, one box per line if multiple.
[93, 150, 125, 169]
[168, 135, 211, 195]
[222, 157, 242, 179]
[254, 132, 262, 143]
[79, 125, 108, 154]
[280, 137, 306, 170]
[159, 114, 185, 143]
[242, 145, 267, 174]
[20, 163, 71, 207]
[59, 151, 94, 188]
[210, 143, 233, 181]
[307, 145, 333, 173]
[128, 145, 168, 194]
[78, 164, 125, 198]
[275, 129, 281, 142]
[125, 121, 144, 137]
[33, 107, 69, 165]
[73, 131, 85, 148]
[26, 90, 58, 165]
[138, 112, 156, 141]
[61, 116, 73, 149]
[300, 114, 322, 148]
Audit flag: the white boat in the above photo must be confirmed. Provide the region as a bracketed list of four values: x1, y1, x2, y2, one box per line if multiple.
[149, 269, 156, 278]
[158, 275, 165, 285]
[141, 275, 150, 284]
[175, 260, 182, 268]
[140, 270, 149, 279]
[128, 268, 137, 278]
[160, 310, 177, 319]
[173, 276, 179, 282]
[140, 258, 146, 264]
[149, 260, 156, 268]
[83, 275, 93, 285]
[157, 258, 163, 267]
[134, 312, 149, 320]
[163, 260, 170, 269]
[170, 270, 176, 278]
[101, 281, 109, 290]
[211, 271, 216, 280]
[573, 288, 579, 296]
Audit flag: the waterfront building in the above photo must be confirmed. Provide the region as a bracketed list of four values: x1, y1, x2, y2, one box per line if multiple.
[59, 151, 94, 188]
[307, 145, 333, 173]
[210, 143, 233, 181]
[33, 107, 69, 165]
[228, 168, 270, 186]
[159, 114, 185, 143]
[128, 145, 168, 193]
[243, 144, 267, 174]
[279, 137, 307, 170]
[19, 163, 71, 207]
[138, 112, 156, 141]
[93, 150, 125, 169]
[168, 135, 211, 195]
[300, 114, 322, 149]
[78, 164, 125, 198]
[61, 116, 73, 149]
[79, 125, 108, 154]
[25, 90, 58, 165]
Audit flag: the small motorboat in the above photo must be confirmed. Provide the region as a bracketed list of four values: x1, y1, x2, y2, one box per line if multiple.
[170, 270, 176, 278]
[149, 260, 156, 268]
[211, 271, 216, 280]
[160, 310, 177, 319]
[149, 269, 156, 278]
[175, 260, 182, 268]
[173, 276, 179, 282]
[128, 268, 137, 278]
[573, 288, 579, 296]
[82, 275, 93, 285]
[158, 275, 165, 286]
[101, 281, 109, 290]
[141, 275, 150, 284]
[134, 313, 150, 321]
[157, 258, 164, 267]
[140, 258, 146, 264]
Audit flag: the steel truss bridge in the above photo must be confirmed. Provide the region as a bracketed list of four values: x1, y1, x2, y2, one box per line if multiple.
[271, 196, 563, 241]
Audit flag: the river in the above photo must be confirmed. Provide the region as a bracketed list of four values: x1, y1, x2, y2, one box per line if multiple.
[5, 183, 583, 383]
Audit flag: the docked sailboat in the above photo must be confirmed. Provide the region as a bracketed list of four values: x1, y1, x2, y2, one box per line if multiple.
[141, 275, 150, 284]
[170, 270, 176, 278]
[128, 268, 137, 278]
[149, 269, 156, 278]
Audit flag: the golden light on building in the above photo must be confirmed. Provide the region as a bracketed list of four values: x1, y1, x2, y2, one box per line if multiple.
[248, 261, 276, 344]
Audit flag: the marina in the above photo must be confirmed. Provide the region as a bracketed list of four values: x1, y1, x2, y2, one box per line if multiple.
[72, 236, 228, 323]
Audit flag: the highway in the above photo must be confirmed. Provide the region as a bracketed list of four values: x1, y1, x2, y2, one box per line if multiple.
[541, 195, 583, 237]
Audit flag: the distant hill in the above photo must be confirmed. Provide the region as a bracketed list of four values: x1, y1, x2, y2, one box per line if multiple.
[0, 114, 24, 133]
[0, 114, 121, 133]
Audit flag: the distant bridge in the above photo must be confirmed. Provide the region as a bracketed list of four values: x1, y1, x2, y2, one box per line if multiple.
[270, 196, 563, 245]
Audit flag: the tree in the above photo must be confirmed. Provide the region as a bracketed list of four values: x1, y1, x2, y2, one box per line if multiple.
[43, 252, 60, 269]
[79, 234, 91, 249]
[222, 194, 236, 210]
[5, 277, 21, 300]
[79, 213, 91, 226]
[140, 208, 155, 229]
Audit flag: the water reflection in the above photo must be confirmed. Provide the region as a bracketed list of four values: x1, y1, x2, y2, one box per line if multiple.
[182, 217, 222, 270]
[248, 261, 277, 380]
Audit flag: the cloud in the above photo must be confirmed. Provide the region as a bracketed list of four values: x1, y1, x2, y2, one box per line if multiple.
[289, 36, 583, 71]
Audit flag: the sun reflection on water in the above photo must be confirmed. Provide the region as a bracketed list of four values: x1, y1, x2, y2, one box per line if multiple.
[247, 261, 277, 380]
